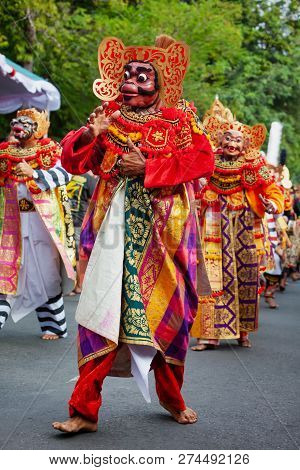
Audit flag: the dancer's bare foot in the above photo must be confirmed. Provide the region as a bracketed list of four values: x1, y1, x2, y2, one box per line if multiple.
[238, 339, 252, 348]
[68, 287, 82, 296]
[265, 297, 278, 309]
[42, 333, 60, 340]
[191, 343, 216, 351]
[52, 416, 97, 433]
[159, 401, 198, 424]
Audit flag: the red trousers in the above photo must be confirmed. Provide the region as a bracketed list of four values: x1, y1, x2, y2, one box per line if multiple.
[69, 349, 186, 423]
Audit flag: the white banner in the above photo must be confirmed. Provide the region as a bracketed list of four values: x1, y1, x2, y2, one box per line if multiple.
[0, 450, 299, 469]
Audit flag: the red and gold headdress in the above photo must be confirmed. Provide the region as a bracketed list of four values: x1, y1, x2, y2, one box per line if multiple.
[93, 36, 190, 107]
[17, 108, 50, 139]
[203, 97, 266, 160]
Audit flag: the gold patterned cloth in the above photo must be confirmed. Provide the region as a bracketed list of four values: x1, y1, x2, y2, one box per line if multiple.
[192, 195, 259, 339]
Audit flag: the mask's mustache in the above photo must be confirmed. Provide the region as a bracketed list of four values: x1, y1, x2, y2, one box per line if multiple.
[136, 87, 157, 96]
[120, 83, 157, 96]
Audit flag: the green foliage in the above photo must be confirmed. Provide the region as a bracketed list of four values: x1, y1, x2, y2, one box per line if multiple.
[0, 0, 299, 181]
[223, 0, 300, 181]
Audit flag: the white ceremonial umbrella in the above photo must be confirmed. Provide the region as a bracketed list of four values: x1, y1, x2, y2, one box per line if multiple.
[0, 54, 60, 113]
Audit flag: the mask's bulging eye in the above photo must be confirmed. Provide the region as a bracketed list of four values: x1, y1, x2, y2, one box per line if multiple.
[124, 70, 130, 80]
[137, 73, 148, 83]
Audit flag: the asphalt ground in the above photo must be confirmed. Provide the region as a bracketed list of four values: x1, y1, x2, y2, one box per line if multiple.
[0, 282, 299, 450]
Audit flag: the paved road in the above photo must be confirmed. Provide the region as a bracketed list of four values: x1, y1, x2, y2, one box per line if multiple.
[0, 282, 299, 450]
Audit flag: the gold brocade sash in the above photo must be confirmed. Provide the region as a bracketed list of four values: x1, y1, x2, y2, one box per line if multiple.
[202, 203, 223, 292]
[0, 183, 22, 295]
[31, 189, 75, 279]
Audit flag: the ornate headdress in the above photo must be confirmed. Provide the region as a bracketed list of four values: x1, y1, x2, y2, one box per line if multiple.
[16, 108, 50, 139]
[93, 36, 190, 107]
[203, 97, 267, 160]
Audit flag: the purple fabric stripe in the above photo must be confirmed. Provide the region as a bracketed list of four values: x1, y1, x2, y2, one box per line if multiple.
[163, 213, 198, 362]
[78, 324, 108, 358]
[214, 323, 237, 335]
[80, 207, 96, 257]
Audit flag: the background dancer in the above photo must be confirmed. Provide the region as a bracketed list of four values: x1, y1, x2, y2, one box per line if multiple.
[191, 98, 284, 350]
[0, 108, 76, 339]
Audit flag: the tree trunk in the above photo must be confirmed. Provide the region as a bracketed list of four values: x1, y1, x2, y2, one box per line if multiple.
[23, 7, 36, 72]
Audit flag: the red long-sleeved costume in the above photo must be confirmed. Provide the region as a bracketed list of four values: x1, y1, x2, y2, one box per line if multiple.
[61, 103, 214, 188]
[61, 102, 214, 422]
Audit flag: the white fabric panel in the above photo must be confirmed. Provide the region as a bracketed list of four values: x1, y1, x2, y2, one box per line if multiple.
[75, 185, 125, 343]
[128, 345, 156, 403]
[8, 184, 62, 322]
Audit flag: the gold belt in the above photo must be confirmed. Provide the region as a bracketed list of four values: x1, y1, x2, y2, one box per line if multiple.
[19, 198, 35, 212]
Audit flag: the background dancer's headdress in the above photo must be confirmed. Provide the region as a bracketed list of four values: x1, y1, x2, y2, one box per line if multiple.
[266, 121, 283, 167]
[16, 108, 50, 138]
[203, 97, 266, 160]
[93, 35, 190, 107]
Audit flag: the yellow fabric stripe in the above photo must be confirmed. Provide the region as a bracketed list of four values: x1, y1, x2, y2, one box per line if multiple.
[146, 186, 190, 334]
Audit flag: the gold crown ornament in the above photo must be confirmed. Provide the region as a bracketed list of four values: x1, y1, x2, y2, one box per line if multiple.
[16, 108, 50, 139]
[203, 97, 267, 161]
[93, 35, 190, 108]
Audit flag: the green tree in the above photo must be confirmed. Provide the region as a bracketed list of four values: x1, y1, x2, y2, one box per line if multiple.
[223, 0, 300, 181]
[0, 0, 299, 181]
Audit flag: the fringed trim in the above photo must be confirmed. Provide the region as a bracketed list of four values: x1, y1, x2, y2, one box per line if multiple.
[208, 182, 243, 195]
[227, 203, 246, 211]
[214, 165, 243, 175]
[204, 236, 221, 243]
[213, 173, 241, 183]
[107, 125, 142, 143]
[198, 295, 216, 304]
[212, 290, 224, 298]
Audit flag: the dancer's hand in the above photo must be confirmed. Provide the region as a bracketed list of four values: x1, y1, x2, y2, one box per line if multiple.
[15, 159, 34, 178]
[86, 103, 120, 139]
[259, 194, 277, 213]
[119, 138, 146, 176]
